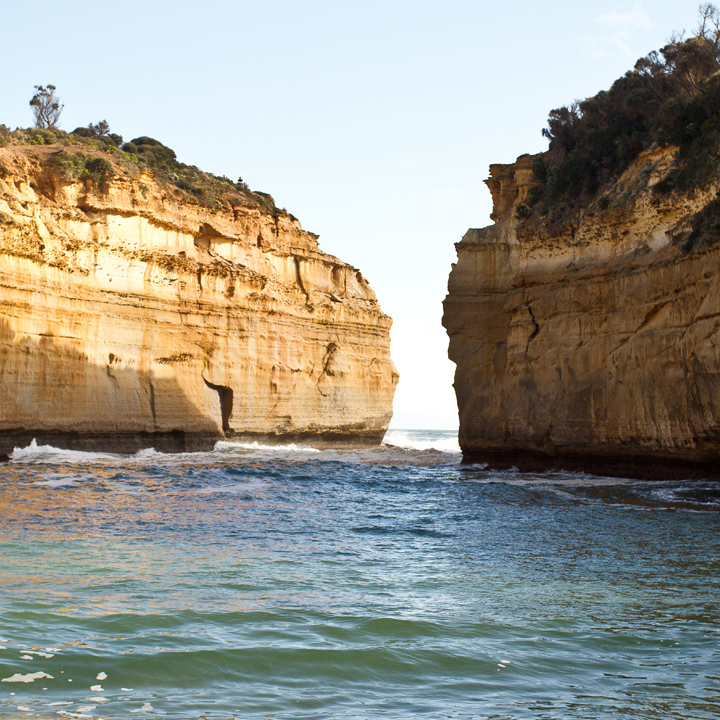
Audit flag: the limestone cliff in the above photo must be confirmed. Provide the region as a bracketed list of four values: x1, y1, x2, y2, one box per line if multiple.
[0, 143, 398, 453]
[443, 147, 720, 479]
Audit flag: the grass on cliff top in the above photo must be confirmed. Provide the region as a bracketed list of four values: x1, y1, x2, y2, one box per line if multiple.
[0, 124, 288, 216]
[516, 6, 720, 232]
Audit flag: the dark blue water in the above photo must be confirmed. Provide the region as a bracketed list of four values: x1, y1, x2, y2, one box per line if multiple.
[0, 430, 718, 719]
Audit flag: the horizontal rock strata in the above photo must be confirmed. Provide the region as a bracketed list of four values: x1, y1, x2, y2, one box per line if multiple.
[443, 148, 720, 479]
[0, 145, 398, 453]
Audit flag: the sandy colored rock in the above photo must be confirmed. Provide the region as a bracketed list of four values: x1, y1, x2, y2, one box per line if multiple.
[0, 145, 398, 452]
[443, 147, 720, 478]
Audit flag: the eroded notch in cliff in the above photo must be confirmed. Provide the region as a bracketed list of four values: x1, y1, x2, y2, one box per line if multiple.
[316, 342, 339, 397]
[203, 377, 234, 432]
[319, 342, 338, 377]
[527, 304, 540, 341]
[293, 255, 309, 302]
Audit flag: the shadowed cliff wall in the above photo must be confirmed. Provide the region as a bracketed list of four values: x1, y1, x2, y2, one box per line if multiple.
[443, 148, 720, 479]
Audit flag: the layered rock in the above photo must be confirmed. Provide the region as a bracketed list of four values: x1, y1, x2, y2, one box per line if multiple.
[0, 144, 398, 453]
[443, 148, 720, 479]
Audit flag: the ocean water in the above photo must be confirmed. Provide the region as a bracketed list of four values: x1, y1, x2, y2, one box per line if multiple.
[0, 429, 718, 720]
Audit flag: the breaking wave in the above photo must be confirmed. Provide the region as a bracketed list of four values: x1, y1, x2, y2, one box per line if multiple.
[9, 431, 461, 469]
[10, 439, 119, 464]
[383, 429, 460, 453]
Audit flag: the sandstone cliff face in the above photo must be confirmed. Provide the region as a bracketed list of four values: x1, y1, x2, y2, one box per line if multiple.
[0, 145, 398, 452]
[443, 148, 720, 478]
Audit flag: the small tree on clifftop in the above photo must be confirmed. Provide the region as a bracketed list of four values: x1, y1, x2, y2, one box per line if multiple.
[29, 85, 63, 129]
[88, 120, 110, 137]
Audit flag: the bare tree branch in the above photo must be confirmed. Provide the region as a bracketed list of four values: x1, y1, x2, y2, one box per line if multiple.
[29, 85, 63, 129]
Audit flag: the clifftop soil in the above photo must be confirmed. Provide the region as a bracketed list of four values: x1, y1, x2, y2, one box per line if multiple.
[443, 146, 720, 479]
[0, 142, 398, 453]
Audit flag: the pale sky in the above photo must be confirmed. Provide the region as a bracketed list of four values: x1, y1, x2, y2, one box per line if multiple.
[1, 1, 702, 429]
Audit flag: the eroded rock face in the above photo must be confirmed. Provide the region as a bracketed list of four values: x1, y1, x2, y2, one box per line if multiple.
[0, 145, 398, 452]
[443, 148, 720, 478]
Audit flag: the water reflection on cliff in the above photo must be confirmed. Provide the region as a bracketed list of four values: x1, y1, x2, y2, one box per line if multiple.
[0, 317, 222, 456]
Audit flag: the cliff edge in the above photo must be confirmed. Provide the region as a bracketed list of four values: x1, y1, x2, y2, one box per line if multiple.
[443, 20, 720, 479]
[443, 145, 720, 479]
[0, 137, 398, 453]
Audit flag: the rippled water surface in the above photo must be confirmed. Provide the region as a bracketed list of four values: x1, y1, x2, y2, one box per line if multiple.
[0, 430, 718, 719]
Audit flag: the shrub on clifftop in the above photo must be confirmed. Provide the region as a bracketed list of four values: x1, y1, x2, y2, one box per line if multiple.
[52, 151, 113, 182]
[73, 121, 123, 148]
[529, 3, 720, 214]
[122, 137, 178, 173]
[0, 121, 282, 215]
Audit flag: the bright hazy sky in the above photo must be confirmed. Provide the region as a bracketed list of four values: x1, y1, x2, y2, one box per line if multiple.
[2, 1, 705, 429]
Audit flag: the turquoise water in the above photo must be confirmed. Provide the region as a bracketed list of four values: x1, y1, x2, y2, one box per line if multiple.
[0, 430, 718, 719]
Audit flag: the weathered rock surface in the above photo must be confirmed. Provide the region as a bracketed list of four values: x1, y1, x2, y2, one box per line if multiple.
[0, 145, 398, 453]
[443, 148, 720, 479]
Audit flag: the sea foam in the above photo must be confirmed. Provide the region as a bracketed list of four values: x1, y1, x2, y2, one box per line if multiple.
[383, 429, 460, 453]
[11, 440, 117, 464]
[214, 440, 321, 454]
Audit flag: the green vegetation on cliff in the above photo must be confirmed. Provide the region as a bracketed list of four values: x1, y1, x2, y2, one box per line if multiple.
[525, 3, 720, 223]
[0, 123, 282, 215]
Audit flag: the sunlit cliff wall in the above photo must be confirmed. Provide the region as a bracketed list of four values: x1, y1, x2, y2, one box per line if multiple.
[0, 145, 398, 453]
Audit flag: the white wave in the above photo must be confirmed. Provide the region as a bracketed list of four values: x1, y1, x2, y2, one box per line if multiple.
[194, 482, 264, 494]
[651, 485, 720, 507]
[131, 702, 154, 713]
[132, 447, 163, 458]
[8, 432, 460, 469]
[11, 439, 117, 464]
[33, 474, 84, 488]
[214, 440, 320, 454]
[217, 431, 461, 458]
[2, 671, 54, 682]
[383, 430, 460, 454]
[306, 446, 459, 468]
[212, 432, 461, 467]
[194, 485, 236, 494]
[111, 482, 141, 492]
